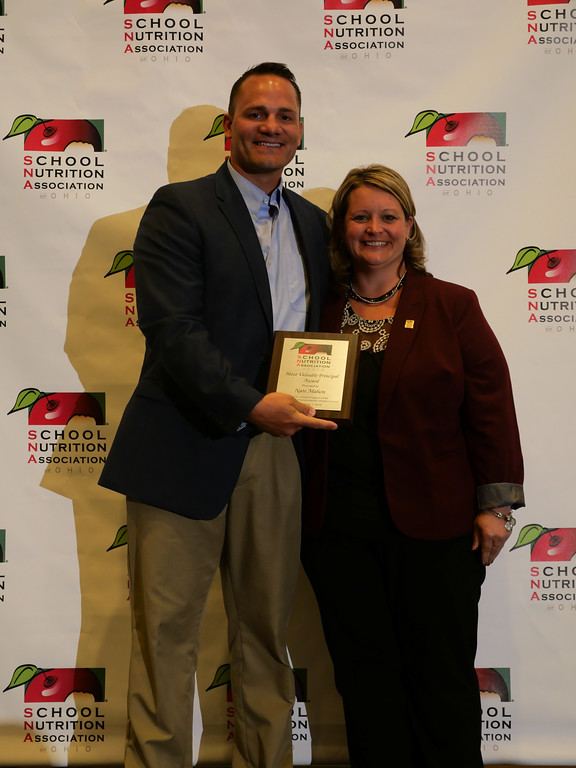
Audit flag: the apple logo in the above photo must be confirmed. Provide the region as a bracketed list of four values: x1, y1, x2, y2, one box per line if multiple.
[24, 120, 102, 152]
[528, 0, 568, 5]
[324, 0, 402, 8]
[107, 525, 128, 551]
[406, 110, 505, 147]
[324, 0, 371, 8]
[207, 663, 306, 703]
[511, 524, 576, 562]
[531, 529, 576, 562]
[8, 388, 105, 426]
[4, 665, 105, 702]
[508, 246, 576, 284]
[476, 668, 510, 702]
[104, 0, 201, 11]
[105, 249, 135, 288]
[291, 342, 332, 355]
[4, 115, 103, 152]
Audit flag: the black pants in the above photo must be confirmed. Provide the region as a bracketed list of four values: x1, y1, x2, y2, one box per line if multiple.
[302, 527, 486, 768]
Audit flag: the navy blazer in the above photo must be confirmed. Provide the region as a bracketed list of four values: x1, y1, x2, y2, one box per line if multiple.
[303, 267, 524, 540]
[99, 162, 330, 518]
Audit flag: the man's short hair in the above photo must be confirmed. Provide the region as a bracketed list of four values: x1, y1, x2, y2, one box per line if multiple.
[227, 62, 302, 115]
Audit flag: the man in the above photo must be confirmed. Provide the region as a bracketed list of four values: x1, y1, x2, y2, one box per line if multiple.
[99, 62, 337, 768]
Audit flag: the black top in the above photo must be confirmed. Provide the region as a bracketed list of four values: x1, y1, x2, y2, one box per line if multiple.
[324, 303, 394, 538]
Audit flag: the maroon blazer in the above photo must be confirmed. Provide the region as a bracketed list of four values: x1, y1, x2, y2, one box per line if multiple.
[304, 267, 524, 540]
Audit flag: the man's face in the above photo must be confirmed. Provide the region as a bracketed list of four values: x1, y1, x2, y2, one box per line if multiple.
[223, 74, 303, 191]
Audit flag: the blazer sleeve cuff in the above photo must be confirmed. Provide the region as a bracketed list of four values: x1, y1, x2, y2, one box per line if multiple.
[477, 483, 525, 511]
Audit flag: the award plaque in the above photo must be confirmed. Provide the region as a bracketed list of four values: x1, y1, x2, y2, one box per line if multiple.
[267, 331, 360, 423]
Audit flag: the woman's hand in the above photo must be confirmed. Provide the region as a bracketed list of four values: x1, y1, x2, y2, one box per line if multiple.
[472, 508, 513, 566]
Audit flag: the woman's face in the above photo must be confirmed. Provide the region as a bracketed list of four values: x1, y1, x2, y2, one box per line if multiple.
[343, 185, 413, 276]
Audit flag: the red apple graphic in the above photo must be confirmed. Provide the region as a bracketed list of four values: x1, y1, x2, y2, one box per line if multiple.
[324, 0, 402, 7]
[507, 246, 576, 284]
[4, 115, 103, 152]
[511, 524, 576, 562]
[528, 0, 568, 4]
[406, 111, 505, 147]
[291, 342, 332, 355]
[300, 344, 332, 355]
[324, 0, 371, 8]
[4, 665, 104, 702]
[8, 388, 105, 425]
[29, 393, 104, 425]
[528, 250, 576, 284]
[26, 669, 103, 702]
[531, 529, 576, 562]
[476, 668, 510, 701]
[25, 120, 102, 152]
[104, 0, 201, 11]
[325, 0, 363, 8]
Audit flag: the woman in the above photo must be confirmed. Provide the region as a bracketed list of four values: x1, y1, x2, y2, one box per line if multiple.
[302, 164, 524, 768]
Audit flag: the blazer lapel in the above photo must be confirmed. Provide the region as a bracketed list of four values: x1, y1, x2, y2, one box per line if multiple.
[378, 267, 426, 418]
[321, 290, 347, 332]
[214, 163, 274, 332]
[284, 190, 328, 331]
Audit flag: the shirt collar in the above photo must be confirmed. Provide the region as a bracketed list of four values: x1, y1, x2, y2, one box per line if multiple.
[227, 160, 282, 218]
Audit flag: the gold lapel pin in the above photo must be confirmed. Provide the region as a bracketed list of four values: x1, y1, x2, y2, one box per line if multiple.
[404, 320, 415, 329]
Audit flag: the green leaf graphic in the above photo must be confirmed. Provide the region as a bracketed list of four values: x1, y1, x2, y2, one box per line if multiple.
[405, 110, 441, 137]
[3, 664, 42, 692]
[204, 114, 225, 141]
[290, 342, 305, 350]
[507, 246, 546, 274]
[206, 663, 231, 691]
[510, 523, 546, 551]
[105, 250, 134, 278]
[107, 525, 127, 551]
[7, 388, 44, 415]
[3, 115, 41, 141]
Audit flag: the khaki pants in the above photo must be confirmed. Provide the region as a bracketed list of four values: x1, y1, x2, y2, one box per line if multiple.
[125, 433, 301, 768]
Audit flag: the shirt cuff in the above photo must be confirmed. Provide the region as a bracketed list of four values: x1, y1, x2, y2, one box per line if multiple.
[477, 483, 525, 511]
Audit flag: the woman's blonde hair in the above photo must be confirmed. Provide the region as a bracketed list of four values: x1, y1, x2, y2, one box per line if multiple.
[329, 164, 427, 290]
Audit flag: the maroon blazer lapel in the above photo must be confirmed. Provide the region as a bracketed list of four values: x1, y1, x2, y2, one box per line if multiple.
[378, 267, 427, 419]
[320, 269, 429, 420]
[320, 289, 346, 332]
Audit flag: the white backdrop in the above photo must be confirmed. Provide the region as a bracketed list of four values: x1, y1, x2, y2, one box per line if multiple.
[1, 0, 575, 765]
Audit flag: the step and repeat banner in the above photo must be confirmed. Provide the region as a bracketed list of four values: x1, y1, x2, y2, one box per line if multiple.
[1, 0, 575, 765]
